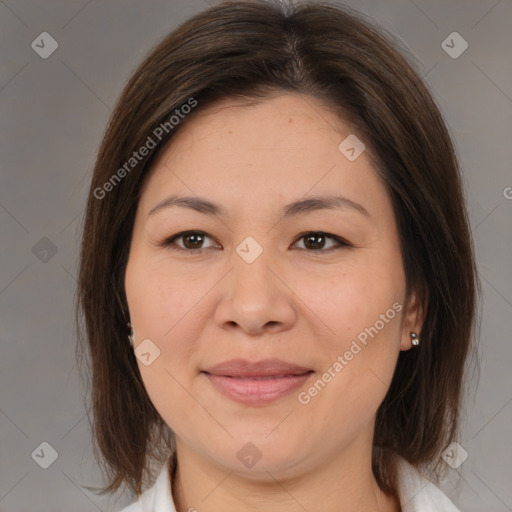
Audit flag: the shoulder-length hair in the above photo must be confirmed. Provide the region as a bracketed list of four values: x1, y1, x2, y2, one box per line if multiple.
[76, 0, 478, 498]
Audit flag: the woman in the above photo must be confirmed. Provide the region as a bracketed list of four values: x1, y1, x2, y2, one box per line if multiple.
[76, 1, 478, 511]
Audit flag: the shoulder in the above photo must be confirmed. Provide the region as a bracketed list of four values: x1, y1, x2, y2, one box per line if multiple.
[119, 458, 176, 512]
[119, 486, 156, 512]
[396, 457, 461, 512]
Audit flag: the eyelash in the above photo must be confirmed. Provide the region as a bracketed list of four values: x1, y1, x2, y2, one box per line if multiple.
[158, 230, 352, 254]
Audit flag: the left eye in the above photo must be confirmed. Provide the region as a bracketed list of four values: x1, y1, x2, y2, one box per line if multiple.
[160, 230, 351, 253]
[293, 231, 350, 251]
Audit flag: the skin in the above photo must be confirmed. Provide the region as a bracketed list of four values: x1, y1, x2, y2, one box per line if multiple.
[124, 92, 423, 512]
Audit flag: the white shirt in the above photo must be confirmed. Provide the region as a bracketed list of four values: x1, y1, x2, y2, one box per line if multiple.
[120, 456, 461, 512]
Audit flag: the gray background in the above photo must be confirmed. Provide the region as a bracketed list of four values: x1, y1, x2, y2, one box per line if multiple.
[0, 0, 511, 511]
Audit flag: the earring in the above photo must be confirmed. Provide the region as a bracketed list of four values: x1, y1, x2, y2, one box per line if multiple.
[410, 332, 420, 346]
[128, 322, 134, 346]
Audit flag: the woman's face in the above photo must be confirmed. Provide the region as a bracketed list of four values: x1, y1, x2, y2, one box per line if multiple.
[125, 92, 421, 479]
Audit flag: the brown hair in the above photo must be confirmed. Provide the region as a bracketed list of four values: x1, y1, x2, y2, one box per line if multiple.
[76, 0, 478, 499]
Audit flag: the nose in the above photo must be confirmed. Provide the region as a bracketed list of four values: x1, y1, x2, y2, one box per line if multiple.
[213, 251, 297, 336]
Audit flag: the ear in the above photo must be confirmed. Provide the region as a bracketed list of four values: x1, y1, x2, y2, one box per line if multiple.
[400, 290, 426, 351]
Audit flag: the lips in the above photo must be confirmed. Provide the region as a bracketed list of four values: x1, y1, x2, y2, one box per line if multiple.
[202, 358, 313, 378]
[201, 358, 314, 405]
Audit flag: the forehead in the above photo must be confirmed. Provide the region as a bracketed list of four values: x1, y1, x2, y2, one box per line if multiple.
[168, 92, 352, 149]
[137, 92, 388, 220]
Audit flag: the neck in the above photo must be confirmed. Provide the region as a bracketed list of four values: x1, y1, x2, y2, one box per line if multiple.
[170, 438, 400, 512]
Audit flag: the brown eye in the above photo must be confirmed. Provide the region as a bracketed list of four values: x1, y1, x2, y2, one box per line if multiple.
[303, 233, 327, 250]
[181, 232, 206, 249]
[161, 231, 219, 253]
[294, 232, 350, 252]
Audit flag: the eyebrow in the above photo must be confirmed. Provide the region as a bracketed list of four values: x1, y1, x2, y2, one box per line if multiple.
[147, 194, 370, 218]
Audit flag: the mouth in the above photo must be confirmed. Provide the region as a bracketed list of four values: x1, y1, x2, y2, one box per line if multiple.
[201, 358, 315, 405]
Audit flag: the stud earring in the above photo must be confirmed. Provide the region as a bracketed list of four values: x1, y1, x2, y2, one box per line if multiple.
[410, 332, 420, 346]
[128, 322, 134, 346]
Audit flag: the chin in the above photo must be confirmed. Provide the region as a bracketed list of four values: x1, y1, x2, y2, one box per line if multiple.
[205, 433, 311, 477]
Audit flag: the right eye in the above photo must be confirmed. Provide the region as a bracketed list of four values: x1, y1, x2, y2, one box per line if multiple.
[159, 230, 221, 254]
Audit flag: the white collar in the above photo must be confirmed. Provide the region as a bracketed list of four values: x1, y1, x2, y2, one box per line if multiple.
[122, 456, 460, 512]
[395, 457, 460, 511]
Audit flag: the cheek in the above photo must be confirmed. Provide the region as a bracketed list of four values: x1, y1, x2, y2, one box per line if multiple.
[125, 252, 202, 338]
[294, 252, 404, 403]
[295, 258, 404, 346]
[124, 254, 200, 395]
[299, 278, 402, 438]
[126, 260, 207, 429]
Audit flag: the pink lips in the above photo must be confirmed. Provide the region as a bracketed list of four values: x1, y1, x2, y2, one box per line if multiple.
[202, 358, 314, 405]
